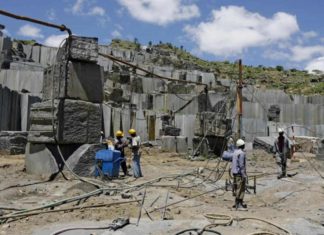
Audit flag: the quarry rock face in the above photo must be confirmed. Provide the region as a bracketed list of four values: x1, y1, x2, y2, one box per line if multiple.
[28, 99, 102, 144]
[194, 112, 231, 137]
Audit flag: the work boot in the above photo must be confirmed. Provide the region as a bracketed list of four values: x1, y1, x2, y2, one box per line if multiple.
[277, 173, 286, 179]
[237, 202, 248, 211]
[239, 199, 247, 208]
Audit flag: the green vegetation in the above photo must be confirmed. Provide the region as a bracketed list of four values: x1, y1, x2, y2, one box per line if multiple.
[109, 39, 324, 95]
[13, 39, 38, 45]
[110, 39, 140, 50]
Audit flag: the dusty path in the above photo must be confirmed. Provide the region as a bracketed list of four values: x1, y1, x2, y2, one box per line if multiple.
[0, 148, 323, 235]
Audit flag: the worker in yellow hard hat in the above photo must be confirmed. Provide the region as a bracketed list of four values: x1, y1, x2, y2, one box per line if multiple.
[128, 129, 143, 178]
[114, 130, 130, 176]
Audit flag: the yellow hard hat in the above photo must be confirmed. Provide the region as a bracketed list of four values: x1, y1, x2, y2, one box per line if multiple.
[115, 130, 123, 137]
[128, 129, 136, 134]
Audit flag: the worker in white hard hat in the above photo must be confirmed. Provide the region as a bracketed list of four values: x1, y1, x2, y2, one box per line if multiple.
[231, 138, 248, 210]
[273, 128, 290, 179]
[114, 130, 130, 176]
[128, 129, 143, 178]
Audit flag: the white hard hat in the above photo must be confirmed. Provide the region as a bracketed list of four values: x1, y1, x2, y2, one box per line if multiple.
[278, 128, 284, 133]
[236, 139, 245, 147]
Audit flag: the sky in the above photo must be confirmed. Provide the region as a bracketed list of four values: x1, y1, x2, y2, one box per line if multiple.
[1, 0, 324, 72]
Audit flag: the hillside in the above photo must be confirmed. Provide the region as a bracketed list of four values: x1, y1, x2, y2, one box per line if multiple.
[110, 39, 324, 95]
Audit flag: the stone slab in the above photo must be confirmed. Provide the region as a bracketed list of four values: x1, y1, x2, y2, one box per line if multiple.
[176, 136, 188, 153]
[42, 61, 103, 102]
[0, 69, 43, 94]
[161, 135, 177, 152]
[0, 85, 21, 131]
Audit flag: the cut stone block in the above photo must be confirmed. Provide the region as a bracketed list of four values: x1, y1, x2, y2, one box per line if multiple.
[42, 61, 103, 102]
[25, 143, 59, 177]
[176, 136, 188, 153]
[0, 131, 27, 154]
[161, 136, 177, 152]
[69, 36, 98, 62]
[28, 99, 102, 144]
[56, 36, 98, 63]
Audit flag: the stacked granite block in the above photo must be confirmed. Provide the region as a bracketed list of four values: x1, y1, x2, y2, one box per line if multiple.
[26, 36, 103, 176]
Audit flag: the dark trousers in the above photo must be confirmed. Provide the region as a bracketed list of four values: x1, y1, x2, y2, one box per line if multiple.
[233, 175, 246, 201]
[276, 153, 287, 176]
[120, 157, 128, 175]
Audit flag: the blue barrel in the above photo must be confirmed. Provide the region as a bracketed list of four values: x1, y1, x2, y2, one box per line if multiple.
[95, 149, 121, 177]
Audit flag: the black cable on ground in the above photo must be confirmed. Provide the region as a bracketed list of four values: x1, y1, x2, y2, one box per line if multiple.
[175, 228, 222, 235]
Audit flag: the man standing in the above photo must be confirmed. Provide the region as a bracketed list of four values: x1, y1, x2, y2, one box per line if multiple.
[114, 130, 129, 176]
[128, 129, 143, 178]
[273, 128, 290, 179]
[231, 139, 247, 210]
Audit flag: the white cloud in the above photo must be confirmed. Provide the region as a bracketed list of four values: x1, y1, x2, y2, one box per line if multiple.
[290, 45, 324, 62]
[69, 0, 106, 16]
[43, 34, 68, 47]
[2, 29, 11, 36]
[89, 6, 106, 16]
[111, 30, 121, 38]
[118, 0, 200, 26]
[17, 24, 44, 39]
[71, 0, 85, 15]
[47, 9, 56, 21]
[302, 31, 317, 39]
[305, 57, 324, 72]
[184, 6, 299, 56]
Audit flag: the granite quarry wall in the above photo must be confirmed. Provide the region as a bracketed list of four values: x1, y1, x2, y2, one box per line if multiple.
[0, 33, 323, 161]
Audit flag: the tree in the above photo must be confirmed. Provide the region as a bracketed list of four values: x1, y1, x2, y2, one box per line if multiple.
[148, 41, 152, 47]
[275, 65, 284, 71]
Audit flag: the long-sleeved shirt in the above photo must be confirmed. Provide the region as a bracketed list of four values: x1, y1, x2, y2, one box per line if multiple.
[231, 148, 247, 178]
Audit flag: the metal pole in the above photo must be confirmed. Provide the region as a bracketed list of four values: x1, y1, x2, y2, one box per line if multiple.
[0, 9, 72, 36]
[237, 59, 243, 138]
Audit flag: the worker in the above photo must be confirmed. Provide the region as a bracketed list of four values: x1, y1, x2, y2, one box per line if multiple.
[114, 130, 129, 177]
[231, 139, 247, 210]
[128, 129, 143, 178]
[273, 128, 290, 179]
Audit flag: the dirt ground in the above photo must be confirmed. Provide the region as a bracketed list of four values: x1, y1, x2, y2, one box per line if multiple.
[0, 147, 323, 235]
